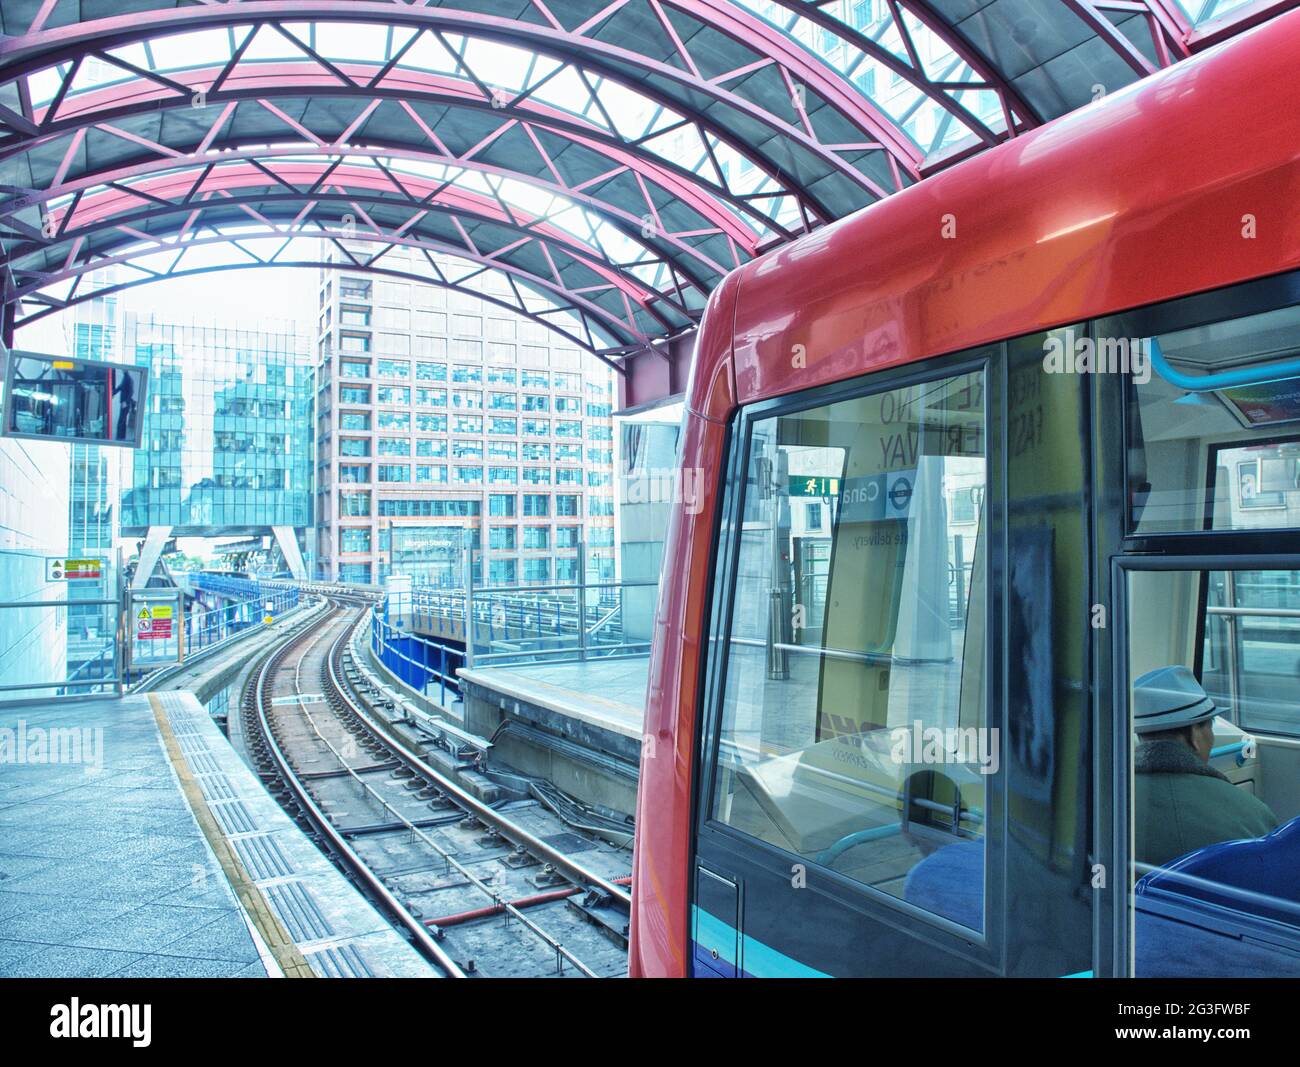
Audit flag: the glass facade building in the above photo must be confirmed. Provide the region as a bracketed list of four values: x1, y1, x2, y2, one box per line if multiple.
[315, 245, 617, 587]
[120, 314, 313, 538]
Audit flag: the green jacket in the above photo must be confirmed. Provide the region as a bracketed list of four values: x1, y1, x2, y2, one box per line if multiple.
[1135, 739, 1279, 869]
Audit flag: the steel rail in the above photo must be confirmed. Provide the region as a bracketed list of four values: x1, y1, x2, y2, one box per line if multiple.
[326, 613, 633, 910]
[251, 601, 467, 977]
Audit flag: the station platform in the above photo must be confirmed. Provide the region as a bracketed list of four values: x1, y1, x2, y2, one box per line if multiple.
[455, 657, 648, 821]
[0, 691, 439, 978]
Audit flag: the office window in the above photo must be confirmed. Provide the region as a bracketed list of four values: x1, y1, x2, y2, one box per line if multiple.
[489, 391, 517, 410]
[416, 438, 447, 457]
[454, 466, 483, 483]
[522, 443, 550, 461]
[490, 558, 517, 584]
[490, 526, 516, 550]
[377, 464, 410, 482]
[556, 494, 579, 517]
[588, 495, 614, 516]
[490, 417, 517, 435]
[556, 396, 581, 414]
[522, 370, 549, 387]
[556, 526, 580, 548]
[416, 414, 448, 433]
[523, 494, 549, 517]
[376, 358, 410, 378]
[415, 464, 448, 484]
[340, 332, 371, 353]
[377, 438, 409, 456]
[522, 394, 550, 412]
[556, 467, 581, 485]
[377, 411, 410, 431]
[523, 419, 550, 436]
[451, 340, 482, 360]
[340, 412, 370, 431]
[340, 491, 371, 516]
[454, 415, 483, 434]
[524, 558, 551, 583]
[340, 385, 370, 404]
[415, 310, 448, 333]
[523, 467, 551, 485]
[340, 360, 369, 379]
[452, 440, 483, 459]
[487, 366, 517, 385]
[416, 361, 447, 381]
[556, 444, 581, 461]
[556, 420, 581, 438]
[587, 527, 614, 547]
[377, 386, 410, 405]
[338, 464, 369, 483]
[340, 527, 371, 553]
[453, 390, 483, 409]
[339, 438, 370, 457]
[523, 526, 550, 549]
[417, 388, 447, 407]
[588, 425, 612, 441]
[488, 466, 518, 485]
[489, 441, 517, 460]
[489, 494, 516, 517]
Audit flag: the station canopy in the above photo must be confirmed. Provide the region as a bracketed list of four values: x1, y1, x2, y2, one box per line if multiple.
[0, 0, 1283, 381]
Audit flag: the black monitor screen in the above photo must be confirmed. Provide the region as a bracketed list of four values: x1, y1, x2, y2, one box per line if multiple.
[2, 350, 148, 448]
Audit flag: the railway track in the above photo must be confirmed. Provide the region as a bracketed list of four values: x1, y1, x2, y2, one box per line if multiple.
[238, 596, 632, 978]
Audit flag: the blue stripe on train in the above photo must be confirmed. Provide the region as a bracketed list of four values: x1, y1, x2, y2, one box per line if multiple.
[691, 905, 830, 978]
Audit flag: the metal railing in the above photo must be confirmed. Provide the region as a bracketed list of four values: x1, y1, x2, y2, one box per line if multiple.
[370, 606, 464, 706]
[183, 581, 301, 656]
[390, 576, 658, 667]
[0, 596, 122, 698]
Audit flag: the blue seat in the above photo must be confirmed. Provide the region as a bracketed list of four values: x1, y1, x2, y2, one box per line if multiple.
[902, 839, 984, 931]
[1135, 815, 1300, 977]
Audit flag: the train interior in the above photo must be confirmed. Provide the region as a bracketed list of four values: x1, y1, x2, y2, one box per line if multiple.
[1123, 305, 1300, 976]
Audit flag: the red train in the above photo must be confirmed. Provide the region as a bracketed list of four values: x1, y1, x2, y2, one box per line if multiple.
[631, 11, 1300, 977]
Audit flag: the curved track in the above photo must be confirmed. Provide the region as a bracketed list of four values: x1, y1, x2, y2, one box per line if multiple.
[239, 596, 632, 978]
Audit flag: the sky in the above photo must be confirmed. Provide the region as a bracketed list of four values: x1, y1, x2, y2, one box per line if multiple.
[111, 267, 318, 333]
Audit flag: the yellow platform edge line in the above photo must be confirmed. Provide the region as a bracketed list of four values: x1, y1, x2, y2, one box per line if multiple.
[148, 692, 317, 979]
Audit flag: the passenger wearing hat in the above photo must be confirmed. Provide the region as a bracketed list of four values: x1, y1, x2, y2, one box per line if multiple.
[1134, 665, 1278, 868]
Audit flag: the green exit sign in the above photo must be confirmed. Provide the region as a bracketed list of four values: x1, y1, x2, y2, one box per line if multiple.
[789, 476, 840, 497]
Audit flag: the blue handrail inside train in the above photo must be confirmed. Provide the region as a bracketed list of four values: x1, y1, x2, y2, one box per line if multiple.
[1148, 335, 1300, 391]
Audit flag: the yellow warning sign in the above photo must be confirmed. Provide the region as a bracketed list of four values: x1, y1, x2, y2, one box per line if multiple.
[135, 604, 175, 640]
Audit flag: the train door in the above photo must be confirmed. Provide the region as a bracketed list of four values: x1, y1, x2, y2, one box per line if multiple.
[1100, 278, 1300, 977]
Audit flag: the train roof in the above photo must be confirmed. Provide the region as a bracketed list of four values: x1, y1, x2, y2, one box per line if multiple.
[687, 8, 1300, 422]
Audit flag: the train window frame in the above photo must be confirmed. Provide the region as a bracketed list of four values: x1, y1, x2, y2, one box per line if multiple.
[1111, 551, 1300, 977]
[692, 346, 1004, 959]
[1101, 267, 1300, 547]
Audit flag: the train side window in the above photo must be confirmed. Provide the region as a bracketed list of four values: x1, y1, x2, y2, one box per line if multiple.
[1124, 567, 1300, 977]
[707, 368, 990, 932]
[1117, 300, 1300, 534]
